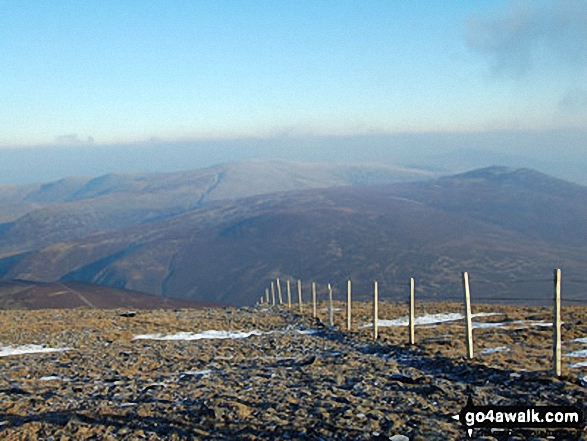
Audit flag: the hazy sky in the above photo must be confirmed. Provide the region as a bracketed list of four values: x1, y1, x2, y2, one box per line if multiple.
[1, 0, 586, 148]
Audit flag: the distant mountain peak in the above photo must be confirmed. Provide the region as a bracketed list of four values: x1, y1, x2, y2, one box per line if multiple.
[443, 165, 586, 194]
[452, 166, 527, 179]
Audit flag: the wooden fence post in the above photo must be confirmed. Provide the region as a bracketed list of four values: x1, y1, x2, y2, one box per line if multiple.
[312, 282, 317, 319]
[373, 281, 379, 341]
[265, 288, 269, 305]
[328, 283, 334, 327]
[276, 278, 283, 305]
[409, 277, 415, 345]
[462, 272, 474, 359]
[347, 279, 352, 331]
[287, 280, 292, 309]
[553, 268, 562, 377]
[297, 280, 303, 312]
[271, 282, 276, 306]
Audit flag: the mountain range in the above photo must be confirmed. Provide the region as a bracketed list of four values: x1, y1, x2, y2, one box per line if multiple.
[1, 161, 585, 307]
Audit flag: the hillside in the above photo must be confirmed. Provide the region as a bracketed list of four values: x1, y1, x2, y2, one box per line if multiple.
[0, 160, 431, 254]
[1, 166, 586, 307]
[0, 304, 585, 439]
[0, 280, 213, 310]
[389, 166, 587, 248]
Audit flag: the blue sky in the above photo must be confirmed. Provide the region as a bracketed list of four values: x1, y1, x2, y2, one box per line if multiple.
[0, 0, 586, 148]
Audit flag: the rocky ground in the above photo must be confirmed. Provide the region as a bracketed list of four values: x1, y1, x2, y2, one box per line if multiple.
[0, 302, 585, 440]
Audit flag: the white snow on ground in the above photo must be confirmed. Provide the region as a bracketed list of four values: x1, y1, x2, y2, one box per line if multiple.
[182, 369, 212, 376]
[0, 344, 71, 357]
[567, 349, 587, 358]
[472, 321, 508, 329]
[39, 376, 69, 381]
[120, 403, 137, 408]
[481, 346, 510, 355]
[509, 320, 553, 329]
[133, 330, 266, 341]
[362, 312, 499, 328]
[296, 329, 320, 335]
[569, 361, 587, 368]
[566, 338, 587, 367]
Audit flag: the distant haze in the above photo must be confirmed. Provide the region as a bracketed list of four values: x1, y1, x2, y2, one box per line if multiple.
[1, 2, 585, 149]
[1, 129, 586, 185]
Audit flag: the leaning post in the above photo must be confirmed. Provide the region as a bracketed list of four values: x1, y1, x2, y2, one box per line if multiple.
[373, 281, 379, 341]
[328, 283, 334, 327]
[312, 282, 317, 319]
[553, 268, 562, 377]
[409, 277, 415, 345]
[297, 280, 303, 312]
[276, 278, 283, 305]
[286, 280, 292, 309]
[462, 272, 474, 359]
[346, 279, 352, 331]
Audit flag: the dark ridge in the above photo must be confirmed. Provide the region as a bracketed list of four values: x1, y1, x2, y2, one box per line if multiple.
[0, 251, 33, 279]
[0, 279, 218, 310]
[59, 245, 143, 283]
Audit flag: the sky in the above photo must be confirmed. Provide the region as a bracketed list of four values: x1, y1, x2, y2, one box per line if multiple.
[1, 0, 586, 149]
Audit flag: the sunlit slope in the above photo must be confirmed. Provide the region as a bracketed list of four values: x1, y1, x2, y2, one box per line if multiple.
[0, 160, 431, 254]
[2, 167, 586, 306]
[0, 280, 214, 310]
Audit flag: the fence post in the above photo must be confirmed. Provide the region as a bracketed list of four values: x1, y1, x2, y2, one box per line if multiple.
[287, 280, 292, 309]
[347, 279, 352, 331]
[271, 282, 276, 306]
[409, 277, 415, 345]
[328, 283, 334, 327]
[373, 281, 379, 341]
[553, 268, 562, 377]
[298, 280, 303, 312]
[276, 278, 283, 305]
[462, 272, 474, 359]
[265, 288, 269, 305]
[312, 282, 317, 319]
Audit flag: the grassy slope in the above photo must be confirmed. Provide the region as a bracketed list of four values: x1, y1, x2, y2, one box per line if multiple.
[2, 167, 586, 306]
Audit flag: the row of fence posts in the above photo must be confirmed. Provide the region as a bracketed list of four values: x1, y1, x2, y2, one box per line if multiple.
[260, 269, 566, 377]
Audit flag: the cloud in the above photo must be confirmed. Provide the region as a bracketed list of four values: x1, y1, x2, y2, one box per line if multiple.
[466, 0, 587, 78]
[54, 134, 95, 145]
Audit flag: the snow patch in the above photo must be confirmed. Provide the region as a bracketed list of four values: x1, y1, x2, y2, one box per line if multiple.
[481, 346, 509, 355]
[568, 361, 587, 369]
[182, 369, 212, 376]
[473, 321, 508, 329]
[363, 312, 499, 328]
[571, 337, 587, 344]
[0, 344, 71, 358]
[133, 330, 266, 341]
[39, 376, 68, 381]
[567, 349, 587, 358]
[120, 403, 137, 407]
[296, 329, 320, 335]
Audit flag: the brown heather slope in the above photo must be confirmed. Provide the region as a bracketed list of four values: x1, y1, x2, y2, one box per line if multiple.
[1, 167, 587, 307]
[0, 280, 216, 310]
[0, 160, 432, 254]
[0, 303, 585, 440]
